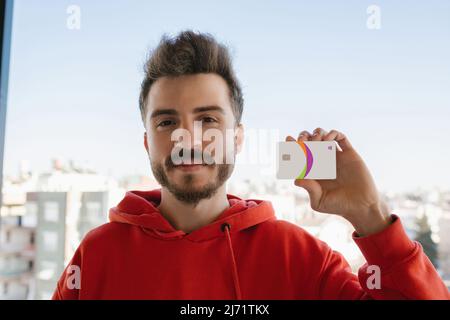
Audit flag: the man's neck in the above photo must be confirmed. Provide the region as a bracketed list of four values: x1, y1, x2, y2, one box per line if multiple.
[157, 185, 230, 234]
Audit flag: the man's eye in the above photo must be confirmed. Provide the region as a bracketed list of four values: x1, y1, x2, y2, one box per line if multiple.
[201, 117, 217, 123]
[157, 120, 175, 127]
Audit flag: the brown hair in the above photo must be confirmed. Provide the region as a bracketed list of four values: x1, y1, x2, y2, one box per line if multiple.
[139, 30, 244, 125]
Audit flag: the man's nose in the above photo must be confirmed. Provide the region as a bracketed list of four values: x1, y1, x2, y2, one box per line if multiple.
[177, 120, 203, 149]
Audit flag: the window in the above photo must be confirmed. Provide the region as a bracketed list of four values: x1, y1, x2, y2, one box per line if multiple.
[43, 202, 59, 223]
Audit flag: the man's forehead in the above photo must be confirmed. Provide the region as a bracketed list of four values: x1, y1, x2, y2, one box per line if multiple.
[146, 74, 233, 118]
[148, 73, 229, 99]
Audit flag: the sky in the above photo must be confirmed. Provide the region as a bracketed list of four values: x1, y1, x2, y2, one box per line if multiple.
[3, 0, 450, 193]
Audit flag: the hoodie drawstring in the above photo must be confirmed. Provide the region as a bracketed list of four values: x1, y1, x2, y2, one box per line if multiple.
[221, 223, 242, 300]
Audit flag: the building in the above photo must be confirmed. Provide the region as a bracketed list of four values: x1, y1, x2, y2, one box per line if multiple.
[30, 190, 115, 299]
[1, 159, 125, 299]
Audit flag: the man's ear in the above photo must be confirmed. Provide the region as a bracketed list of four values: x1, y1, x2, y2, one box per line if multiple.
[144, 132, 149, 154]
[235, 123, 244, 154]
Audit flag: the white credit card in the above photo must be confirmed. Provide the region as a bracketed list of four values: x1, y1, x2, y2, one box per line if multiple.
[276, 141, 336, 180]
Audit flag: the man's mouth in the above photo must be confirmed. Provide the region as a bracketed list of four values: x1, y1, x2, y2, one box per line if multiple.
[174, 163, 211, 172]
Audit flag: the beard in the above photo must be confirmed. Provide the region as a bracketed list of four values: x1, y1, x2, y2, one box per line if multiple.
[150, 149, 234, 206]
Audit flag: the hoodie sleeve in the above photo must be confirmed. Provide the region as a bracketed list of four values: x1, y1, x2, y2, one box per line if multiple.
[317, 215, 450, 299]
[51, 245, 82, 300]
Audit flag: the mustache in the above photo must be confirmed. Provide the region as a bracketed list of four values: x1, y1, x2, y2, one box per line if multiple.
[165, 148, 216, 169]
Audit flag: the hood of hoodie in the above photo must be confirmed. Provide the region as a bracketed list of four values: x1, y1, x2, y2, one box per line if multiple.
[109, 189, 276, 299]
[109, 189, 276, 242]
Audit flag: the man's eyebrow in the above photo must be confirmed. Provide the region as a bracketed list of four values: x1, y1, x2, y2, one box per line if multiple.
[193, 105, 225, 114]
[150, 105, 225, 119]
[150, 109, 178, 119]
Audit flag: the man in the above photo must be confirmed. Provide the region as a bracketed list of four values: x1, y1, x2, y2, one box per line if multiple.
[52, 30, 449, 300]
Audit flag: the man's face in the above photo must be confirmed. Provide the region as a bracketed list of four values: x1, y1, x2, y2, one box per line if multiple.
[143, 73, 243, 205]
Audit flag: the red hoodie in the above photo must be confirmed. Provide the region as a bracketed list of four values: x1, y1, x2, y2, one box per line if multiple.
[52, 189, 449, 300]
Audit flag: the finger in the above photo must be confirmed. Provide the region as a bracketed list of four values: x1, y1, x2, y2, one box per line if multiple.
[285, 135, 296, 142]
[323, 129, 338, 141]
[323, 130, 342, 152]
[297, 130, 311, 142]
[311, 127, 327, 141]
[323, 129, 353, 151]
[294, 179, 323, 210]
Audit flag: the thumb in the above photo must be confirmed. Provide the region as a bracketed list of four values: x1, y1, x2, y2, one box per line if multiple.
[294, 179, 323, 209]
